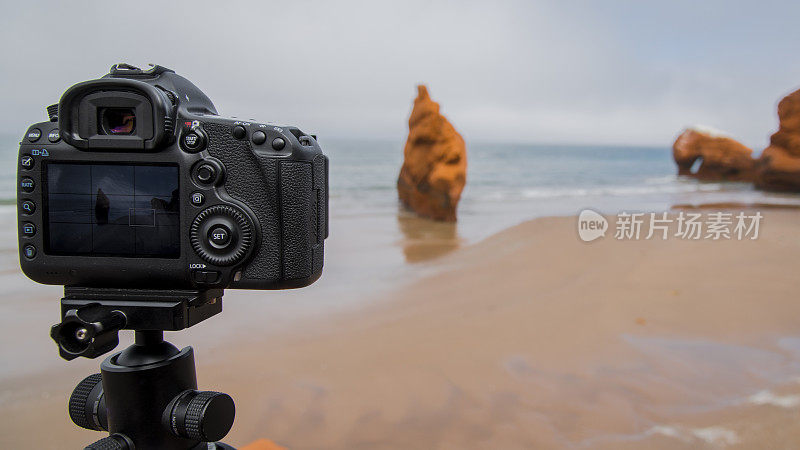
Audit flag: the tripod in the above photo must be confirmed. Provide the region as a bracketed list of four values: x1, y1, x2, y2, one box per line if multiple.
[50, 287, 237, 449]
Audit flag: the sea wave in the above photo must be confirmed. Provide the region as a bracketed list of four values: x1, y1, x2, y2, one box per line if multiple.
[646, 425, 740, 446]
[475, 181, 729, 201]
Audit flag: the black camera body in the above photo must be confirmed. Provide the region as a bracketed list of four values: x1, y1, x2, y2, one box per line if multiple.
[17, 64, 328, 290]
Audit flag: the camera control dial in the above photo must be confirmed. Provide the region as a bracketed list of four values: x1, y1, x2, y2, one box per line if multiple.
[190, 205, 253, 266]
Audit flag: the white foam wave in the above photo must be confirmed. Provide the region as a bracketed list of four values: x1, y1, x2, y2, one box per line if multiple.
[691, 427, 740, 446]
[479, 182, 728, 201]
[644, 175, 677, 185]
[747, 390, 800, 408]
[646, 425, 739, 446]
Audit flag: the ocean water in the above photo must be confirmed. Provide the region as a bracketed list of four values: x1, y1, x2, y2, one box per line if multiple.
[325, 138, 800, 242]
[4, 132, 799, 244]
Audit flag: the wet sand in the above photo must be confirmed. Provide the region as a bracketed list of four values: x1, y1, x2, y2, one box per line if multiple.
[2, 209, 800, 448]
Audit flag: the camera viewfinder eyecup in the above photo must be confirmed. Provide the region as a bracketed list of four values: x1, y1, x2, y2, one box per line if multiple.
[58, 78, 177, 151]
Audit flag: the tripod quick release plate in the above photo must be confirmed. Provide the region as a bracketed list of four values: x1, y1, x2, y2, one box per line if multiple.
[51, 287, 224, 360]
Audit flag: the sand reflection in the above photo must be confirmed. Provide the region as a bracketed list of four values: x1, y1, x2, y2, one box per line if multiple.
[396, 210, 463, 263]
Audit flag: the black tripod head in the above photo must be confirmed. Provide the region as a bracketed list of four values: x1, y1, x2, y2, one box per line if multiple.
[51, 287, 223, 360]
[50, 287, 235, 450]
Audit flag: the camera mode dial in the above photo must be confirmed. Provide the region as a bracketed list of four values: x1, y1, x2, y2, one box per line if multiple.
[190, 205, 253, 266]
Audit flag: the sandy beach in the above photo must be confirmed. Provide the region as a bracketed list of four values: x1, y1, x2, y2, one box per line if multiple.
[2, 208, 798, 449]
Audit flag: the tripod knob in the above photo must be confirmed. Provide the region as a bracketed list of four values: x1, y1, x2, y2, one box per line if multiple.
[84, 433, 134, 450]
[69, 373, 107, 431]
[166, 390, 235, 442]
[51, 304, 126, 360]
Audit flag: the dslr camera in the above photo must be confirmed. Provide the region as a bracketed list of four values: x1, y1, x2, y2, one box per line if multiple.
[17, 64, 328, 290]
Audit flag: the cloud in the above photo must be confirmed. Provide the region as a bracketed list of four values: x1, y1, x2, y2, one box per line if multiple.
[1, 0, 799, 148]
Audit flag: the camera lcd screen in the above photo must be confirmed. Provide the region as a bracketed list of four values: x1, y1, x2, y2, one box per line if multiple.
[45, 163, 180, 257]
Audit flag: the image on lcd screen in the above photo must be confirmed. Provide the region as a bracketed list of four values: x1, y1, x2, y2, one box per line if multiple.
[45, 163, 180, 257]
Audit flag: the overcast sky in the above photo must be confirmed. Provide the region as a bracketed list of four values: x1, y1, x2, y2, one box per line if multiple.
[2, 0, 799, 149]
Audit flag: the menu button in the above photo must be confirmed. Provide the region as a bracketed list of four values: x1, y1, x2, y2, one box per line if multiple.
[27, 129, 41, 142]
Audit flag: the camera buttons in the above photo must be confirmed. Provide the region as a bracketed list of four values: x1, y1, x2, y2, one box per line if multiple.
[48, 129, 60, 143]
[208, 225, 232, 248]
[196, 164, 216, 184]
[190, 192, 205, 206]
[20, 155, 34, 170]
[190, 205, 253, 266]
[192, 269, 221, 284]
[272, 137, 286, 150]
[181, 125, 207, 153]
[23, 244, 36, 259]
[26, 128, 41, 142]
[20, 200, 36, 215]
[232, 125, 247, 140]
[183, 132, 201, 149]
[192, 160, 224, 186]
[21, 222, 36, 237]
[20, 177, 35, 193]
[251, 131, 267, 145]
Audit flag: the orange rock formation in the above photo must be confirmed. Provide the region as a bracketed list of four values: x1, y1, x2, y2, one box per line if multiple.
[397, 85, 467, 221]
[755, 88, 800, 191]
[672, 127, 755, 181]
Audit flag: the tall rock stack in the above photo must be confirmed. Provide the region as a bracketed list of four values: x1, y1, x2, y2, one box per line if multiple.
[672, 126, 755, 181]
[755, 88, 800, 191]
[397, 85, 467, 221]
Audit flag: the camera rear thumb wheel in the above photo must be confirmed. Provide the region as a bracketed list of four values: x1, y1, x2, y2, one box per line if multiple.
[190, 205, 253, 266]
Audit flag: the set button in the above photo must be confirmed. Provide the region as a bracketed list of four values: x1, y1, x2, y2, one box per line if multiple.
[20, 177, 35, 193]
[20, 155, 34, 169]
[26, 128, 41, 142]
[20, 200, 36, 215]
[208, 225, 232, 248]
[21, 222, 36, 237]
